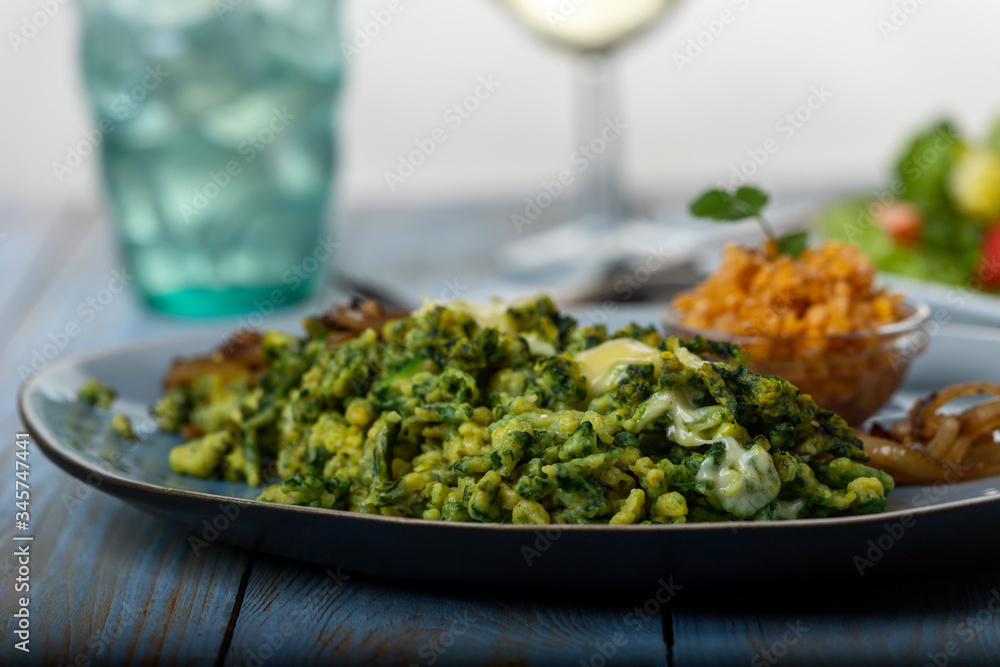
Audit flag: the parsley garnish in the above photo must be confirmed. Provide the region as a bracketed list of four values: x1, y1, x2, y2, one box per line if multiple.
[689, 185, 808, 258]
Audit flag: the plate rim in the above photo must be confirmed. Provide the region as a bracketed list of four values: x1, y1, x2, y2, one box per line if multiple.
[18, 322, 1000, 534]
[881, 272, 1000, 313]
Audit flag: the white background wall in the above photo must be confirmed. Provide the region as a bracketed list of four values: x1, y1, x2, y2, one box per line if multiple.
[2, 0, 1000, 219]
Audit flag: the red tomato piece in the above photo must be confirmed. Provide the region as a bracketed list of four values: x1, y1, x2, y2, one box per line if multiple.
[875, 202, 922, 246]
[979, 223, 1000, 287]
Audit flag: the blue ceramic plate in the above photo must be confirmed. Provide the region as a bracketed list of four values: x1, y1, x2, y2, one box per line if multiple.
[19, 325, 1000, 588]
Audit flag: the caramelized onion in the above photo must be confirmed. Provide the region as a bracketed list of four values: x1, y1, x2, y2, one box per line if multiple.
[862, 382, 1000, 485]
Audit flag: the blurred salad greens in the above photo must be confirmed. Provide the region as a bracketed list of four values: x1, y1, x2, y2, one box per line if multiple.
[818, 118, 1000, 291]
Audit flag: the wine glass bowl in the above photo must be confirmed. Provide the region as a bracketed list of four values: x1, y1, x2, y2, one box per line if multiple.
[499, 0, 678, 53]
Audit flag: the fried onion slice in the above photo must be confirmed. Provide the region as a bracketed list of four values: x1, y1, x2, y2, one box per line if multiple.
[922, 415, 961, 461]
[862, 382, 1000, 485]
[164, 330, 265, 390]
[909, 382, 1000, 439]
[858, 433, 964, 485]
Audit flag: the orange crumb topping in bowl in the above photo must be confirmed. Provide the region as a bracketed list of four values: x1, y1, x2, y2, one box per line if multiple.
[672, 241, 905, 340]
[667, 241, 927, 425]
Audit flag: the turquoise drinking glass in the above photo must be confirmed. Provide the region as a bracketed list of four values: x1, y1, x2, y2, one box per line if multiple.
[78, 0, 344, 316]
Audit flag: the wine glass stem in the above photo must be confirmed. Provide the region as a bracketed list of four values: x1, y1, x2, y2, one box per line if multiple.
[575, 50, 623, 231]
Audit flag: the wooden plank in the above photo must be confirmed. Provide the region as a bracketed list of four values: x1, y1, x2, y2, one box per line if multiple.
[671, 565, 1000, 666]
[222, 554, 670, 666]
[0, 206, 65, 344]
[0, 214, 249, 666]
[0, 208, 94, 354]
[0, 480, 251, 666]
[0, 354, 250, 665]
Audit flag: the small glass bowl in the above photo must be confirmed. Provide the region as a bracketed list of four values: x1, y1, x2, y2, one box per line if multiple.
[662, 298, 933, 425]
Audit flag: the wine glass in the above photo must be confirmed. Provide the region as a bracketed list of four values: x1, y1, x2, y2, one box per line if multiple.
[497, 0, 680, 272]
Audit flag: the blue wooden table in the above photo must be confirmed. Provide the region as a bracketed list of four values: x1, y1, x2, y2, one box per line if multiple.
[2, 207, 1000, 666]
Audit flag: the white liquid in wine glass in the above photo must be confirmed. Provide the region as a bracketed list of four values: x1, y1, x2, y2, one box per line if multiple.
[501, 0, 675, 52]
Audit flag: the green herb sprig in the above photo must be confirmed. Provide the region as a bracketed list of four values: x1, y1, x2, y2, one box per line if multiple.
[689, 185, 808, 258]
